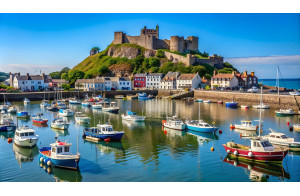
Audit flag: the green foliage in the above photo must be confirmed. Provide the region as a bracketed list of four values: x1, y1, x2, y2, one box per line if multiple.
[218, 68, 234, 74]
[205, 85, 210, 90]
[98, 65, 110, 75]
[62, 84, 70, 91]
[158, 62, 174, 74]
[91, 47, 100, 53]
[192, 65, 206, 77]
[0, 72, 9, 82]
[156, 49, 165, 58]
[61, 73, 69, 80]
[149, 67, 159, 73]
[190, 50, 209, 58]
[84, 73, 93, 79]
[223, 62, 238, 72]
[68, 70, 85, 87]
[0, 84, 8, 89]
[50, 67, 70, 79]
[204, 73, 211, 80]
[148, 57, 160, 67]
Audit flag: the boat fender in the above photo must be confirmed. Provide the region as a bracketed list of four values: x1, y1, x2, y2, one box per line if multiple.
[47, 160, 52, 166]
[247, 165, 252, 170]
[40, 157, 44, 162]
[230, 124, 235, 129]
[233, 151, 238, 156]
[47, 167, 52, 174]
[104, 138, 111, 142]
[39, 162, 44, 168]
[219, 130, 222, 134]
[226, 157, 230, 162]
[226, 149, 230, 154]
[234, 161, 238, 166]
[248, 152, 253, 157]
[239, 134, 242, 138]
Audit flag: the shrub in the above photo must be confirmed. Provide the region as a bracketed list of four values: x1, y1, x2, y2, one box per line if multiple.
[156, 49, 165, 58]
[205, 85, 210, 90]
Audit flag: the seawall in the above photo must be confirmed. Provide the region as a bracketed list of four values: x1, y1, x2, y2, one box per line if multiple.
[194, 90, 300, 111]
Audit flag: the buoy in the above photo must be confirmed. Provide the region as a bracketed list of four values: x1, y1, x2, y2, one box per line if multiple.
[287, 122, 290, 126]
[240, 133, 242, 138]
[40, 157, 44, 162]
[47, 167, 52, 174]
[47, 160, 52, 166]
[104, 138, 111, 142]
[230, 124, 235, 129]
[248, 152, 253, 157]
[211, 147, 214, 152]
[7, 138, 12, 143]
[227, 149, 230, 153]
[233, 151, 238, 156]
[163, 130, 167, 135]
[219, 130, 222, 134]
[289, 126, 293, 132]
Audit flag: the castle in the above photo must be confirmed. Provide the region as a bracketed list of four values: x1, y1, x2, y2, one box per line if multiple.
[112, 25, 198, 53]
[112, 25, 223, 68]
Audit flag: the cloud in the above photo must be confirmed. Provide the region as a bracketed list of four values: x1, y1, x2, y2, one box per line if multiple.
[0, 64, 65, 74]
[224, 55, 300, 79]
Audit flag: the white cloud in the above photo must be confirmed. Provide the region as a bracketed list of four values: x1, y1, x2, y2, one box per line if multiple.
[224, 55, 300, 79]
[0, 64, 65, 74]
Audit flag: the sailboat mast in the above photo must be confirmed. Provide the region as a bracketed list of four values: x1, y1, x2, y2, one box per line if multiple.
[277, 66, 280, 96]
[258, 86, 263, 137]
[198, 101, 200, 121]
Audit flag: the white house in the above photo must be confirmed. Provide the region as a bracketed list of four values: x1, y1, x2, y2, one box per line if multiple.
[211, 71, 244, 89]
[146, 73, 164, 89]
[110, 77, 131, 90]
[12, 73, 50, 91]
[160, 72, 180, 90]
[176, 73, 201, 90]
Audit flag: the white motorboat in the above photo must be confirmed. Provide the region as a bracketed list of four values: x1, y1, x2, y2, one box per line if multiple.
[262, 129, 300, 151]
[51, 119, 70, 130]
[162, 116, 186, 131]
[294, 124, 300, 132]
[40, 100, 48, 107]
[81, 101, 91, 107]
[234, 120, 258, 131]
[7, 106, 17, 113]
[275, 109, 295, 116]
[289, 89, 300, 96]
[75, 112, 91, 123]
[14, 125, 39, 148]
[241, 105, 250, 109]
[121, 110, 146, 122]
[58, 109, 74, 117]
[102, 102, 119, 113]
[91, 102, 102, 109]
[24, 98, 30, 105]
[69, 99, 81, 104]
[203, 100, 211, 103]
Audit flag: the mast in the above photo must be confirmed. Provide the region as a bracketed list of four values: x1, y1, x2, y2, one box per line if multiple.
[277, 66, 280, 96]
[77, 135, 79, 154]
[258, 86, 263, 137]
[260, 85, 263, 106]
[198, 101, 200, 121]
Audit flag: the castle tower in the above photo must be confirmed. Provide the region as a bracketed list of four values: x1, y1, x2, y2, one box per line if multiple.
[113, 32, 124, 44]
[170, 36, 185, 53]
[186, 36, 198, 51]
[140, 26, 159, 39]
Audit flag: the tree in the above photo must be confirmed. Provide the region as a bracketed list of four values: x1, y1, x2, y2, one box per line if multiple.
[149, 57, 160, 67]
[158, 62, 174, 74]
[68, 70, 85, 86]
[49, 71, 61, 79]
[156, 49, 165, 58]
[192, 65, 206, 77]
[61, 73, 69, 80]
[98, 65, 110, 75]
[84, 73, 92, 79]
[62, 84, 70, 91]
[61, 67, 70, 73]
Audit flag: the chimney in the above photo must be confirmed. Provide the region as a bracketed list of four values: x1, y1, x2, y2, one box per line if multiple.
[232, 71, 235, 76]
[244, 71, 247, 77]
[42, 73, 45, 78]
[27, 73, 29, 77]
[213, 70, 216, 76]
[251, 71, 254, 76]
[18, 72, 20, 76]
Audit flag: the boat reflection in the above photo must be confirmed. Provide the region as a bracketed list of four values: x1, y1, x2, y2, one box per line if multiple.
[96, 141, 125, 155]
[186, 130, 218, 145]
[0, 131, 14, 140]
[223, 155, 290, 182]
[51, 128, 70, 136]
[122, 120, 146, 130]
[39, 163, 82, 182]
[32, 122, 49, 128]
[234, 128, 258, 139]
[163, 127, 186, 137]
[13, 144, 39, 167]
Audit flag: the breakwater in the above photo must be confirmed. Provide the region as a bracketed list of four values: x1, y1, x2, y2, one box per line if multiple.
[194, 90, 300, 111]
[0, 90, 158, 101]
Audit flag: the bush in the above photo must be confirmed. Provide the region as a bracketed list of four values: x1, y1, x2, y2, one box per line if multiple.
[98, 65, 110, 75]
[62, 84, 70, 91]
[156, 49, 165, 58]
[149, 57, 160, 67]
[205, 85, 210, 90]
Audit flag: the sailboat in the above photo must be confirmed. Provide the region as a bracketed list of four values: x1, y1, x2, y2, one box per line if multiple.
[274, 66, 295, 116]
[223, 86, 288, 163]
[252, 86, 270, 109]
[186, 102, 217, 133]
[40, 86, 48, 107]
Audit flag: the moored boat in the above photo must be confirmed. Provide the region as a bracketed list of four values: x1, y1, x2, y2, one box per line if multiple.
[75, 112, 91, 124]
[289, 89, 300, 96]
[51, 118, 70, 130]
[17, 111, 30, 119]
[186, 120, 217, 133]
[81, 101, 91, 107]
[203, 100, 211, 103]
[241, 105, 250, 109]
[14, 125, 39, 148]
[275, 109, 294, 116]
[102, 102, 119, 113]
[82, 123, 124, 141]
[24, 98, 30, 105]
[121, 110, 146, 122]
[32, 113, 48, 124]
[162, 116, 186, 131]
[217, 101, 223, 104]
[91, 102, 102, 109]
[234, 121, 258, 131]
[58, 109, 74, 117]
[40, 100, 48, 107]
[294, 124, 300, 132]
[7, 106, 17, 113]
[226, 101, 238, 108]
[138, 93, 149, 100]
[0, 114, 17, 132]
[69, 98, 81, 104]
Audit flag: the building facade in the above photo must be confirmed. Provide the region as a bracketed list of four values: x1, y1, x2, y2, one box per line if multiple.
[11, 73, 51, 91]
[160, 72, 180, 90]
[146, 73, 164, 89]
[176, 73, 201, 90]
[211, 71, 245, 89]
[236, 71, 258, 89]
[133, 73, 147, 89]
[110, 77, 131, 90]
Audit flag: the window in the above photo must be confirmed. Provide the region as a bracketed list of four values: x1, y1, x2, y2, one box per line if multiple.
[64, 146, 70, 152]
[25, 132, 29, 136]
[52, 148, 56, 153]
[29, 132, 34, 136]
[57, 147, 62, 153]
[281, 135, 287, 139]
[276, 136, 281, 139]
[21, 133, 24, 136]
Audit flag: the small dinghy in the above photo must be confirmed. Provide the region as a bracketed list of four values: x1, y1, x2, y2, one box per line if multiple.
[241, 105, 249, 109]
[294, 124, 300, 132]
[226, 101, 238, 108]
[195, 99, 203, 102]
[203, 100, 211, 103]
[217, 101, 223, 104]
[7, 106, 17, 113]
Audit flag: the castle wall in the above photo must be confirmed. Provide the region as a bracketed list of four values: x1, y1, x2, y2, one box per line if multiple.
[196, 56, 224, 69]
[113, 32, 124, 44]
[153, 38, 170, 50]
[186, 36, 198, 51]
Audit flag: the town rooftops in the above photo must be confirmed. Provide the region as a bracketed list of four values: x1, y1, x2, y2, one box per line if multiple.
[147, 73, 164, 77]
[76, 77, 105, 83]
[177, 73, 197, 80]
[16, 75, 44, 81]
[52, 79, 68, 83]
[212, 73, 235, 79]
[109, 77, 130, 82]
[161, 72, 180, 82]
[134, 73, 147, 77]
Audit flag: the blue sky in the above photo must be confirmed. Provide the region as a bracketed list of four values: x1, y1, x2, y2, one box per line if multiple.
[0, 13, 299, 78]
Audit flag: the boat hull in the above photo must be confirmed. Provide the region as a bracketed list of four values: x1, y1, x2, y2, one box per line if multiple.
[102, 108, 119, 113]
[0, 125, 17, 132]
[234, 125, 258, 131]
[121, 115, 146, 122]
[186, 124, 217, 133]
[83, 131, 124, 141]
[14, 138, 38, 148]
[32, 119, 48, 124]
[226, 103, 238, 107]
[223, 144, 288, 163]
[275, 112, 294, 117]
[75, 117, 90, 123]
[51, 124, 69, 130]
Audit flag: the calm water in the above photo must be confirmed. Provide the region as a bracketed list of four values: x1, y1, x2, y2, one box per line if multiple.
[258, 78, 300, 90]
[1, 99, 300, 182]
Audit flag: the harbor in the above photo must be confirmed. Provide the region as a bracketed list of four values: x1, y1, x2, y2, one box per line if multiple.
[1, 98, 300, 182]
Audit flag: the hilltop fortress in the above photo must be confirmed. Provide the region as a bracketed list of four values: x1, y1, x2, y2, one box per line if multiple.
[112, 25, 224, 68]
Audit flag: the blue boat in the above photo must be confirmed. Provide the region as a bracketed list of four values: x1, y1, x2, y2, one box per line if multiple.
[39, 141, 80, 170]
[186, 120, 218, 133]
[83, 123, 124, 141]
[17, 111, 30, 119]
[225, 101, 238, 108]
[138, 93, 149, 100]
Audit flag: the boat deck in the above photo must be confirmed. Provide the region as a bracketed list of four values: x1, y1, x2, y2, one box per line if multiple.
[41, 150, 51, 156]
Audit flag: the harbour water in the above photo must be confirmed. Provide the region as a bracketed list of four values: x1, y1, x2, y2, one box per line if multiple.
[0, 99, 300, 182]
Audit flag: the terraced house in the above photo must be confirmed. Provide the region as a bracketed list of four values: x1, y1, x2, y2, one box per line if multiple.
[160, 71, 180, 90]
[146, 73, 164, 89]
[10, 72, 51, 91]
[211, 70, 245, 89]
[176, 73, 201, 90]
[75, 76, 111, 91]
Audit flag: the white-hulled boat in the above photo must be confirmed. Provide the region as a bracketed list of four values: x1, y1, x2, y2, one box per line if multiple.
[262, 129, 300, 151]
[24, 98, 30, 105]
[51, 119, 70, 130]
[294, 124, 300, 132]
[203, 100, 211, 103]
[75, 112, 91, 124]
[121, 110, 146, 122]
[91, 102, 102, 109]
[7, 106, 17, 113]
[241, 105, 250, 109]
[252, 87, 270, 109]
[102, 102, 119, 113]
[40, 100, 48, 107]
[234, 120, 258, 131]
[162, 116, 186, 131]
[81, 101, 91, 107]
[289, 89, 300, 96]
[58, 109, 74, 117]
[57, 102, 67, 109]
[69, 98, 81, 104]
[14, 126, 39, 148]
[275, 109, 295, 116]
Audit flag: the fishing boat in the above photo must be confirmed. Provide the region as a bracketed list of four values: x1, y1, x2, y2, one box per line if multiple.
[69, 98, 81, 104]
[7, 106, 17, 113]
[138, 93, 149, 100]
[51, 119, 70, 130]
[226, 101, 238, 108]
[39, 140, 80, 170]
[32, 113, 48, 124]
[24, 98, 30, 105]
[58, 109, 74, 117]
[275, 109, 294, 116]
[294, 124, 300, 132]
[102, 102, 119, 113]
[262, 129, 300, 151]
[185, 102, 217, 133]
[47, 101, 59, 111]
[75, 112, 91, 124]
[17, 111, 30, 119]
[241, 105, 250, 109]
[289, 89, 300, 96]
[203, 100, 211, 103]
[82, 122, 124, 141]
[121, 110, 146, 122]
[217, 101, 223, 104]
[57, 102, 67, 109]
[195, 99, 203, 102]
[40, 100, 48, 107]
[14, 125, 39, 148]
[162, 116, 186, 131]
[81, 101, 91, 107]
[0, 114, 17, 132]
[234, 121, 258, 131]
[91, 102, 102, 109]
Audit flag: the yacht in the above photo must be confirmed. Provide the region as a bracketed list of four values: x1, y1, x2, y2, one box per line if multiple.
[14, 126, 39, 148]
[121, 110, 146, 122]
[102, 102, 119, 113]
[234, 120, 258, 131]
[162, 116, 186, 131]
[58, 109, 74, 117]
[275, 109, 295, 116]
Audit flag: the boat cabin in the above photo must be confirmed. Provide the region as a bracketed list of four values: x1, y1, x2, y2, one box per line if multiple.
[268, 132, 288, 140]
[97, 124, 114, 132]
[50, 141, 72, 156]
[15, 126, 35, 137]
[241, 121, 253, 126]
[250, 139, 274, 152]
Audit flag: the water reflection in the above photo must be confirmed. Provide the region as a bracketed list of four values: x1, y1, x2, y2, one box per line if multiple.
[186, 130, 218, 146]
[223, 156, 290, 182]
[0, 131, 14, 140]
[13, 144, 39, 167]
[234, 128, 258, 139]
[51, 128, 70, 136]
[39, 163, 82, 182]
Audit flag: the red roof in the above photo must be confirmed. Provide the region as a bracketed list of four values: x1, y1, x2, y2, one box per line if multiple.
[57, 141, 67, 145]
[213, 73, 235, 79]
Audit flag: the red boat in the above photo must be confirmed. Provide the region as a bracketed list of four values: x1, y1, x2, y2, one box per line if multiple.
[32, 114, 48, 124]
[223, 138, 288, 163]
[217, 101, 223, 104]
